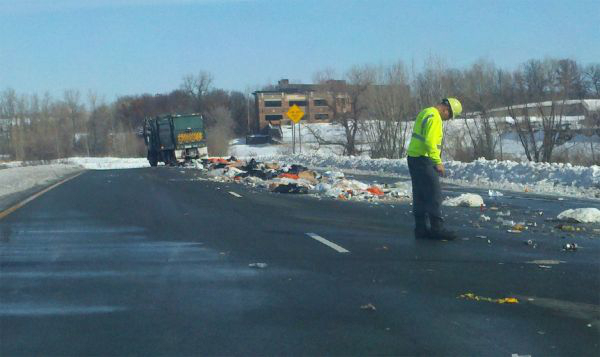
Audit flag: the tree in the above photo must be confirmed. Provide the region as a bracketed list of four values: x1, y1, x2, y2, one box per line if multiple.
[363, 62, 414, 159]
[461, 60, 503, 160]
[584, 64, 600, 98]
[309, 65, 375, 156]
[181, 71, 214, 114]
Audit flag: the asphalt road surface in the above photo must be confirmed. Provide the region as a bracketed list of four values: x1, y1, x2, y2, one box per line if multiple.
[1, 168, 599, 356]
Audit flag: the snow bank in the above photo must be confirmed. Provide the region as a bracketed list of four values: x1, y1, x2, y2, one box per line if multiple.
[56, 157, 149, 170]
[252, 153, 600, 199]
[557, 208, 600, 223]
[0, 164, 82, 201]
[443, 193, 484, 207]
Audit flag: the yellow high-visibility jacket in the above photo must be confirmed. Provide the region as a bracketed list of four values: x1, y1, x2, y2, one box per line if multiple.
[407, 107, 443, 164]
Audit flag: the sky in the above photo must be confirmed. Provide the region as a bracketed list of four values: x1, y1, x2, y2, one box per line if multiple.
[1, 0, 598, 101]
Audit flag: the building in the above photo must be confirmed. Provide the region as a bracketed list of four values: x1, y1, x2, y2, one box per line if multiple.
[253, 79, 351, 131]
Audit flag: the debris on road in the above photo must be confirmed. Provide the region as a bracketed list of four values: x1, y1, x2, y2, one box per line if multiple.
[197, 156, 410, 203]
[458, 292, 519, 304]
[563, 243, 578, 251]
[512, 223, 527, 231]
[555, 224, 583, 232]
[488, 189, 504, 197]
[442, 193, 484, 207]
[248, 262, 268, 269]
[526, 260, 565, 265]
[557, 208, 600, 223]
[360, 303, 377, 311]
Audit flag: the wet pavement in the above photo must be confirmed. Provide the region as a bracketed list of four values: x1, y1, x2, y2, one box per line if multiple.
[0, 168, 598, 356]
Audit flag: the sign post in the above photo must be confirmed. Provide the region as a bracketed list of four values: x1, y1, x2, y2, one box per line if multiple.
[286, 104, 305, 154]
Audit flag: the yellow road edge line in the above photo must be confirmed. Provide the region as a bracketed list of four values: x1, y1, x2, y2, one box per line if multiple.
[0, 171, 85, 220]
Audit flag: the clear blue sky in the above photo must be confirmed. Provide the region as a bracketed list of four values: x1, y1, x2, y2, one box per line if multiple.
[1, 0, 598, 100]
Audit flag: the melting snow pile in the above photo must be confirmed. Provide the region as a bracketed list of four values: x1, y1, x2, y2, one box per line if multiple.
[57, 157, 150, 170]
[200, 157, 410, 202]
[442, 193, 484, 207]
[557, 208, 600, 223]
[252, 153, 600, 198]
[0, 164, 82, 202]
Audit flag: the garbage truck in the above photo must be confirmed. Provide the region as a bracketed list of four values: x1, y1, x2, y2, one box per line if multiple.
[144, 113, 208, 166]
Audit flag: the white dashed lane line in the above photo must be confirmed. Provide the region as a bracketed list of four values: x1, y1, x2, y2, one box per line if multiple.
[305, 233, 350, 253]
[228, 191, 242, 198]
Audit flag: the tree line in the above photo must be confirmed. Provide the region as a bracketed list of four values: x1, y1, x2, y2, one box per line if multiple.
[0, 71, 253, 160]
[309, 57, 599, 164]
[1, 58, 599, 164]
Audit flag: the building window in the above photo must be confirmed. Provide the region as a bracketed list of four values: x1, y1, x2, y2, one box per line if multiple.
[313, 99, 328, 106]
[264, 100, 282, 107]
[265, 114, 283, 121]
[314, 113, 329, 120]
[288, 100, 307, 107]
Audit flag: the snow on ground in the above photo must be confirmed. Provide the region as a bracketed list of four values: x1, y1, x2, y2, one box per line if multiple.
[227, 118, 599, 199]
[55, 157, 149, 170]
[0, 164, 82, 202]
[0, 157, 149, 203]
[251, 153, 600, 199]
[557, 208, 600, 223]
[442, 193, 484, 207]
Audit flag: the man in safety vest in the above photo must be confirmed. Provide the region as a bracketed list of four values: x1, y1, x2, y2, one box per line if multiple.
[407, 98, 462, 240]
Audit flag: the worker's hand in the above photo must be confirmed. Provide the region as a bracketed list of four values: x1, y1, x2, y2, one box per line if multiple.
[434, 164, 445, 177]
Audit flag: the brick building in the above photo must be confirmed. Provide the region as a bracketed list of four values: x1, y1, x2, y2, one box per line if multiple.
[253, 79, 351, 131]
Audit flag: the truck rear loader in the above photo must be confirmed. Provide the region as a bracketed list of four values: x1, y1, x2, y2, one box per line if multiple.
[144, 113, 208, 166]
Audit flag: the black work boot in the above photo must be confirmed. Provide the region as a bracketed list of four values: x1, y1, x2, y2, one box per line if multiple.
[430, 217, 457, 241]
[414, 215, 431, 239]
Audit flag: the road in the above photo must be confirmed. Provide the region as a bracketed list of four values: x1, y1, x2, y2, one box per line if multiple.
[1, 168, 599, 356]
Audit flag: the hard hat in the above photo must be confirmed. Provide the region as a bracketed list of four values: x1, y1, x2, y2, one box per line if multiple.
[443, 98, 462, 118]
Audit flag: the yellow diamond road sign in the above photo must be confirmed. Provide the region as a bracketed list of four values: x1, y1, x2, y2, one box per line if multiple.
[286, 104, 305, 124]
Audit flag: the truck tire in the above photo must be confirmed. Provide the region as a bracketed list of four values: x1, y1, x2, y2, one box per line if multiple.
[148, 151, 158, 167]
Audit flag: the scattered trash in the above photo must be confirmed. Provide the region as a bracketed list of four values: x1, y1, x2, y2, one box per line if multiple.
[563, 243, 578, 251]
[458, 292, 519, 304]
[488, 189, 504, 197]
[497, 210, 511, 217]
[524, 239, 537, 248]
[366, 186, 385, 196]
[507, 229, 522, 234]
[480, 214, 491, 222]
[526, 259, 565, 265]
[360, 303, 377, 311]
[497, 218, 516, 227]
[512, 223, 527, 231]
[248, 262, 268, 269]
[538, 265, 552, 269]
[271, 183, 309, 194]
[442, 193, 484, 207]
[555, 224, 583, 232]
[475, 235, 487, 239]
[557, 208, 600, 223]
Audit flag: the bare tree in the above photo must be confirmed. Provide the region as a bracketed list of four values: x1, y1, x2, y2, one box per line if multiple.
[461, 60, 503, 160]
[583, 64, 600, 98]
[181, 71, 214, 113]
[309, 65, 375, 156]
[363, 62, 414, 159]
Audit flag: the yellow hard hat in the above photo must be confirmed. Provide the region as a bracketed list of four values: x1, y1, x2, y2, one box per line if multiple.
[443, 97, 462, 118]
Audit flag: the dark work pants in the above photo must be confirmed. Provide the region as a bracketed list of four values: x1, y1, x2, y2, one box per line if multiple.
[407, 156, 442, 220]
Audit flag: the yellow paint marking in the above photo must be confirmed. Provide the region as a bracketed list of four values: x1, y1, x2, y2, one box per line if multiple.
[0, 171, 85, 220]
